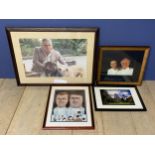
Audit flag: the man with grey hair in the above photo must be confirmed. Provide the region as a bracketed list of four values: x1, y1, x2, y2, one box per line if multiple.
[119, 58, 134, 76]
[32, 39, 66, 74]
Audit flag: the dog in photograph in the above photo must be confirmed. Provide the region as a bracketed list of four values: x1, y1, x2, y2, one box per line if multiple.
[43, 61, 84, 78]
[58, 64, 84, 78]
[44, 62, 63, 77]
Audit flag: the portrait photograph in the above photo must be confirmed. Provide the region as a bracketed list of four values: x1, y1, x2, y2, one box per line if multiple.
[43, 86, 94, 129]
[6, 27, 97, 85]
[93, 86, 146, 111]
[97, 46, 150, 85]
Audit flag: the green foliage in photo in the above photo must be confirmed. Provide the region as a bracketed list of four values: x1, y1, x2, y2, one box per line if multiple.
[19, 39, 87, 58]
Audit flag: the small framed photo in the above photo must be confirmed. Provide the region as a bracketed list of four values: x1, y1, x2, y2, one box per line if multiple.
[43, 86, 94, 129]
[97, 46, 150, 85]
[6, 27, 98, 85]
[93, 86, 146, 111]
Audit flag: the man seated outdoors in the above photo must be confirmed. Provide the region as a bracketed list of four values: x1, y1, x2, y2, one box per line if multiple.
[31, 39, 67, 76]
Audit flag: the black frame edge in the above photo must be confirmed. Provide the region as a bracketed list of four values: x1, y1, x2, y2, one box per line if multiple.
[92, 85, 147, 112]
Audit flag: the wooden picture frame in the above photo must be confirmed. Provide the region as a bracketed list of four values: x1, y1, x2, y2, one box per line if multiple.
[6, 27, 98, 85]
[96, 46, 150, 85]
[43, 86, 94, 129]
[93, 86, 146, 111]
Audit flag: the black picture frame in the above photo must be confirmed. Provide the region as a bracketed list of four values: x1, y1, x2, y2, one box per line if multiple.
[93, 85, 146, 111]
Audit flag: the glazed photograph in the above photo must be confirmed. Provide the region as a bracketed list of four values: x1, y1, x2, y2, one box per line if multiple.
[100, 89, 135, 105]
[44, 86, 94, 129]
[107, 58, 134, 76]
[97, 47, 150, 85]
[51, 90, 87, 122]
[7, 28, 97, 85]
[20, 38, 87, 78]
[94, 86, 146, 111]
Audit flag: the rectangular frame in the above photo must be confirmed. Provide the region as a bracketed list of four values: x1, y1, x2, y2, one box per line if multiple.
[43, 86, 94, 129]
[93, 86, 146, 111]
[96, 46, 150, 85]
[6, 27, 98, 86]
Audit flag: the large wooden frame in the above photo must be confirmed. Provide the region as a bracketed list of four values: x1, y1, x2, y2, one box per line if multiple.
[6, 27, 98, 85]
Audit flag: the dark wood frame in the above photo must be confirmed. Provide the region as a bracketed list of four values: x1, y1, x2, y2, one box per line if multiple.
[96, 46, 150, 85]
[43, 86, 94, 130]
[93, 85, 147, 111]
[6, 27, 98, 86]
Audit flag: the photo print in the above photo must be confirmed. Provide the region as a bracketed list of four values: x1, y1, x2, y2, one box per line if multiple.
[97, 46, 150, 85]
[94, 86, 146, 111]
[7, 27, 97, 85]
[20, 38, 87, 78]
[100, 89, 135, 105]
[43, 86, 94, 129]
[51, 90, 87, 122]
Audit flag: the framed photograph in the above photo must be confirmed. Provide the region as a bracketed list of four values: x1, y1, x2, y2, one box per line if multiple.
[97, 46, 150, 85]
[93, 86, 146, 111]
[6, 27, 98, 85]
[43, 86, 94, 129]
